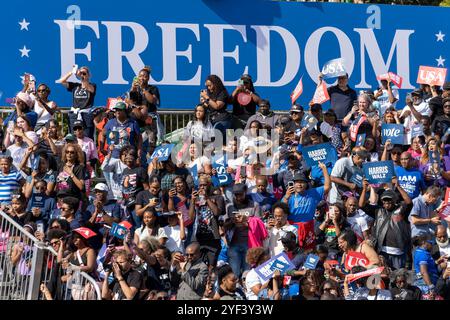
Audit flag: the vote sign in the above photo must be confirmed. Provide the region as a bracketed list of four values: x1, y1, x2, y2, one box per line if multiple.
[381, 124, 404, 145]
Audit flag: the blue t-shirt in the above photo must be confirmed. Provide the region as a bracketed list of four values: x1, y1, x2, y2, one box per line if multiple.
[104, 118, 141, 158]
[287, 186, 325, 223]
[395, 166, 425, 200]
[250, 192, 277, 213]
[413, 247, 439, 285]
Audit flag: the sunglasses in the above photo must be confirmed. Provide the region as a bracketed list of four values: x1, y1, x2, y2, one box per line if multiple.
[50, 240, 60, 246]
[66, 150, 75, 154]
[199, 184, 208, 187]
[37, 89, 48, 93]
[73, 127, 83, 131]
[185, 253, 195, 257]
[80, 71, 88, 76]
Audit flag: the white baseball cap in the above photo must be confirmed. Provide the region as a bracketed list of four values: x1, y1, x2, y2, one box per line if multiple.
[93, 183, 109, 192]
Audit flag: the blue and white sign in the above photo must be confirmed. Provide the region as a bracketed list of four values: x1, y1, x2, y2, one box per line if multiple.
[149, 144, 175, 162]
[2, 0, 448, 110]
[381, 124, 404, 145]
[356, 134, 366, 147]
[350, 168, 364, 188]
[255, 252, 295, 282]
[304, 254, 320, 270]
[410, 123, 424, 138]
[110, 222, 128, 239]
[301, 114, 318, 131]
[301, 142, 338, 167]
[363, 160, 395, 184]
[211, 155, 232, 187]
[321, 58, 346, 80]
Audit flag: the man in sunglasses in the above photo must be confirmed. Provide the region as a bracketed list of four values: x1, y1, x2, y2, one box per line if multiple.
[170, 242, 208, 300]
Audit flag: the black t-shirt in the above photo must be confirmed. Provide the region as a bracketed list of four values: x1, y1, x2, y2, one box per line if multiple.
[431, 114, 450, 138]
[122, 167, 148, 198]
[218, 287, 246, 300]
[208, 90, 230, 123]
[67, 82, 96, 110]
[192, 194, 225, 241]
[328, 85, 357, 120]
[128, 85, 160, 113]
[109, 269, 143, 300]
[232, 91, 258, 120]
[56, 164, 86, 199]
[390, 286, 421, 300]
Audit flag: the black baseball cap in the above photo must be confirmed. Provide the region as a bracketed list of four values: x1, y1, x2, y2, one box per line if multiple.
[281, 231, 297, 245]
[232, 183, 247, 194]
[293, 172, 308, 182]
[381, 189, 397, 201]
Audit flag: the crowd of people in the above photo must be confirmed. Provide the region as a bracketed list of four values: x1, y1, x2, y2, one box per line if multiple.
[0, 63, 450, 301]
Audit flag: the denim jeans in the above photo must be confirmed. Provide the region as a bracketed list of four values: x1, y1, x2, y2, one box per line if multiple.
[227, 243, 249, 279]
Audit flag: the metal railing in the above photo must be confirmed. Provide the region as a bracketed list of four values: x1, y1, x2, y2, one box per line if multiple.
[0, 210, 101, 300]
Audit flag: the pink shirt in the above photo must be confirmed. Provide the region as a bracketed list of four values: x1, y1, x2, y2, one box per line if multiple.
[248, 216, 268, 248]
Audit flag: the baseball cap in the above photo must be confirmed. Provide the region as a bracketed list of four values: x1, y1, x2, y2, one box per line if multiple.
[73, 120, 84, 129]
[16, 92, 33, 107]
[411, 89, 422, 97]
[73, 227, 97, 239]
[114, 101, 127, 110]
[93, 183, 109, 193]
[64, 133, 76, 142]
[290, 104, 303, 113]
[293, 172, 308, 182]
[443, 82, 450, 91]
[280, 231, 297, 245]
[232, 183, 247, 194]
[381, 189, 397, 201]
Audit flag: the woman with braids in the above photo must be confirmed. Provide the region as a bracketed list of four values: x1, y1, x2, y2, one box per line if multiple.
[200, 74, 232, 143]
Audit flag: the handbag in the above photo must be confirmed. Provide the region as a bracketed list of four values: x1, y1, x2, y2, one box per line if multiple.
[70, 251, 98, 300]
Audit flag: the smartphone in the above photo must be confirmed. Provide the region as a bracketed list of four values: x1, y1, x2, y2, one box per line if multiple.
[288, 181, 295, 188]
[37, 222, 44, 234]
[240, 165, 247, 177]
[238, 79, 244, 86]
[328, 206, 335, 220]
[179, 255, 186, 263]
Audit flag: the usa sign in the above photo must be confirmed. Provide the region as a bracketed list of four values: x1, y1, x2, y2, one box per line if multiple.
[1, 0, 449, 109]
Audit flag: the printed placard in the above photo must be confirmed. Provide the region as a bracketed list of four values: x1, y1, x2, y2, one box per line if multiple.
[350, 168, 364, 188]
[321, 58, 347, 79]
[381, 124, 404, 145]
[254, 252, 295, 282]
[347, 267, 384, 283]
[110, 222, 128, 240]
[416, 66, 447, 86]
[362, 161, 395, 184]
[344, 251, 370, 271]
[291, 76, 303, 104]
[377, 72, 403, 88]
[312, 81, 330, 104]
[410, 124, 424, 138]
[301, 142, 338, 167]
[304, 254, 320, 270]
[211, 155, 232, 186]
[301, 114, 318, 131]
[149, 144, 175, 162]
[355, 134, 366, 147]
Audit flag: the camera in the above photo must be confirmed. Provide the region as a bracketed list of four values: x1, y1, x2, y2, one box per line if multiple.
[103, 262, 112, 273]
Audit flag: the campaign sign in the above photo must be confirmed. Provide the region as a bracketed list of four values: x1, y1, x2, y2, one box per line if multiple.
[376, 72, 403, 88]
[189, 164, 199, 187]
[439, 205, 450, 222]
[301, 114, 318, 131]
[321, 58, 346, 79]
[410, 123, 424, 138]
[211, 155, 232, 186]
[355, 134, 366, 147]
[304, 254, 320, 270]
[110, 222, 128, 240]
[416, 66, 447, 86]
[302, 142, 337, 167]
[350, 168, 364, 188]
[255, 252, 295, 282]
[344, 251, 370, 271]
[149, 144, 175, 162]
[312, 81, 330, 104]
[30, 194, 46, 209]
[107, 131, 119, 146]
[381, 124, 404, 145]
[362, 161, 395, 184]
[31, 154, 40, 172]
[347, 267, 384, 283]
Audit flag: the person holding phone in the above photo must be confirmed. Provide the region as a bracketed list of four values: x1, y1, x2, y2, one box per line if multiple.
[170, 242, 209, 300]
[266, 202, 298, 256]
[59, 66, 97, 139]
[231, 74, 261, 123]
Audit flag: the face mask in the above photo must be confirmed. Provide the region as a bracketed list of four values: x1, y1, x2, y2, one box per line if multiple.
[436, 238, 449, 248]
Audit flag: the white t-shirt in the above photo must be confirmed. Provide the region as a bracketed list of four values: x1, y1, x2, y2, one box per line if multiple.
[400, 102, 430, 144]
[245, 269, 267, 300]
[377, 88, 399, 115]
[346, 209, 373, 241]
[158, 225, 184, 253]
[438, 244, 450, 258]
[266, 224, 298, 257]
[188, 156, 210, 174]
[135, 227, 161, 243]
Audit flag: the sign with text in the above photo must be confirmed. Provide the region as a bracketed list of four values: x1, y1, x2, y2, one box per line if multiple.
[110, 222, 128, 239]
[350, 168, 364, 188]
[344, 251, 370, 271]
[377, 72, 403, 89]
[381, 124, 405, 145]
[304, 254, 320, 270]
[302, 142, 337, 167]
[255, 252, 295, 282]
[321, 58, 346, 79]
[355, 134, 366, 147]
[362, 161, 395, 184]
[149, 144, 175, 162]
[410, 123, 424, 138]
[416, 66, 447, 86]
[347, 267, 384, 283]
[312, 81, 330, 104]
[211, 155, 232, 186]
[301, 114, 318, 131]
[290, 76, 303, 104]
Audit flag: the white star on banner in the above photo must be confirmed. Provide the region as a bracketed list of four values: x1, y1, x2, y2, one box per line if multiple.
[435, 31, 445, 42]
[19, 46, 31, 58]
[19, 18, 30, 31]
[436, 56, 446, 67]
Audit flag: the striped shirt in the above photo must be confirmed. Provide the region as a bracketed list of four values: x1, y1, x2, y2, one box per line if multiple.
[0, 171, 22, 203]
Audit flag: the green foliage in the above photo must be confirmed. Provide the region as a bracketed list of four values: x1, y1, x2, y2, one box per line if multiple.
[440, 0, 450, 6]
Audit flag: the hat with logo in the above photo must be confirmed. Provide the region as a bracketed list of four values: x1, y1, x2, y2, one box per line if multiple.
[114, 101, 127, 110]
[290, 104, 303, 113]
[93, 183, 109, 193]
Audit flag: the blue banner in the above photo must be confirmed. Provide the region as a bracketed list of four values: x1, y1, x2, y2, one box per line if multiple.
[363, 160, 395, 184]
[381, 124, 405, 145]
[1, 0, 449, 110]
[321, 58, 347, 79]
[301, 142, 337, 167]
[255, 252, 295, 282]
[149, 143, 175, 162]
